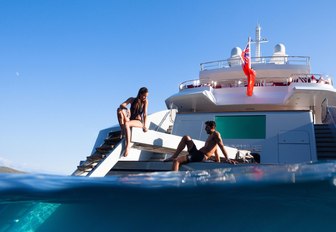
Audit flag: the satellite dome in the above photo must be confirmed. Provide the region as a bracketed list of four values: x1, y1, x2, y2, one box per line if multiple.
[271, 43, 288, 64]
[228, 47, 243, 67]
[274, 43, 286, 54]
[231, 47, 242, 57]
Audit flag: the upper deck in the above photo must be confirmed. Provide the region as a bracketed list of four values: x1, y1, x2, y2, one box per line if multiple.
[165, 54, 334, 123]
[178, 55, 331, 92]
[199, 56, 311, 83]
[165, 32, 335, 123]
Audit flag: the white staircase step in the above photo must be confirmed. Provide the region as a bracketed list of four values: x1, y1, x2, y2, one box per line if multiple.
[88, 139, 125, 177]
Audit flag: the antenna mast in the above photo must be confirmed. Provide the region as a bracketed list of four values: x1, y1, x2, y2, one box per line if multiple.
[251, 24, 268, 61]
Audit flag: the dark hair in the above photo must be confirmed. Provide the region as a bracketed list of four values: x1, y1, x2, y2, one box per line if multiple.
[132, 87, 148, 115]
[137, 87, 148, 98]
[205, 120, 216, 128]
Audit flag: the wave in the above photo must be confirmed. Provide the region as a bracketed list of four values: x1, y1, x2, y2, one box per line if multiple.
[1, 161, 336, 204]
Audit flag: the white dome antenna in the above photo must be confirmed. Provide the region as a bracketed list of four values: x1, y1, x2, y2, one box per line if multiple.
[231, 47, 242, 57]
[274, 43, 286, 54]
[228, 47, 243, 67]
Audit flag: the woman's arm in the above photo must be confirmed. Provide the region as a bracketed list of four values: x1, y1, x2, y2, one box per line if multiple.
[119, 97, 134, 109]
[142, 99, 148, 132]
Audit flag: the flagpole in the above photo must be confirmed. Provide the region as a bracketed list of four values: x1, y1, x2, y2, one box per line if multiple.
[248, 36, 251, 69]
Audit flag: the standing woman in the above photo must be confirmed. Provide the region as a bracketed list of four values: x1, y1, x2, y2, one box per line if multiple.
[117, 87, 148, 157]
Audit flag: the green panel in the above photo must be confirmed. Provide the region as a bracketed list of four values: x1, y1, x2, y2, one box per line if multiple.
[215, 115, 266, 139]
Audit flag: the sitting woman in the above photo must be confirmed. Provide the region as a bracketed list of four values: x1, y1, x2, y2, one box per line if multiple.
[117, 87, 149, 157]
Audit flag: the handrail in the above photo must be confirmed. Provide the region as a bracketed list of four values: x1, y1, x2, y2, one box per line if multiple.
[179, 79, 218, 90]
[323, 106, 336, 129]
[200, 56, 310, 71]
[179, 73, 332, 91]
[155, 110, 171, 132]
[290, 73, 333, 85]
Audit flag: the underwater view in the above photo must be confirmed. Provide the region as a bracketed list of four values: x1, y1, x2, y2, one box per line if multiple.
[1, 162, 336, 232]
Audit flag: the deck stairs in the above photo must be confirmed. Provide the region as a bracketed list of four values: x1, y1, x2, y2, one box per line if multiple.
[72, 128, 198, 176]
[315, 124, 336, 160]
[72, 131, 124, 177]
[72, 127, 242, 177]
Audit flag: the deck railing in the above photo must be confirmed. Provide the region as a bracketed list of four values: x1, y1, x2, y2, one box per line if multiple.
[179, 73, 332, 91]
[200, 56, 310, 71]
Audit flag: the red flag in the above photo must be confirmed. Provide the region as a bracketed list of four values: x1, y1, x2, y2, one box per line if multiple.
[241, 39, 256, 96]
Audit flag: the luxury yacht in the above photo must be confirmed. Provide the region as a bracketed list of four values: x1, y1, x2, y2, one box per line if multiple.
[73, 25, 336, 177]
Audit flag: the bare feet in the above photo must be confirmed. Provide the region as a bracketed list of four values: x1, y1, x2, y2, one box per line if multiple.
[123, 147, 130, 157]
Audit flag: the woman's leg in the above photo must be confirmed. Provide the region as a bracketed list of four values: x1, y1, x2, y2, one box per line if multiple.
[124, 120, 143, 157]
[117, 108, 129, 138]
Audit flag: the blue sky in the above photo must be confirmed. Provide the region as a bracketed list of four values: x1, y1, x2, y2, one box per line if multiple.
[1, 0, 336, 174]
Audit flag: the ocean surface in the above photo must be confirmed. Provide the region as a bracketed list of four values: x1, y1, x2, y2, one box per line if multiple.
[1, 162, 336, 232]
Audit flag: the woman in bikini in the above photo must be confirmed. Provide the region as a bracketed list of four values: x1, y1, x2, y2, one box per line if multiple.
[117, 87, 148, 157]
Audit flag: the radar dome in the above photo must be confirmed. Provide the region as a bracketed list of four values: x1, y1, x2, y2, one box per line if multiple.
[271, 43, 288, 64]
[228, 47, 243, 66]
[274, 43, 286, 54]
[231, 47, 242, 57]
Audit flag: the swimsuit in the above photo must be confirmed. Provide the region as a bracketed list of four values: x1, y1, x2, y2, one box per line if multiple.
[130, 98, 144, 121]
[187, 141, 206, 162]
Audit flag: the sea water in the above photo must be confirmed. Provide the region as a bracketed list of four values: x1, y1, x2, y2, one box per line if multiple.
[1, 162, 336, 232]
